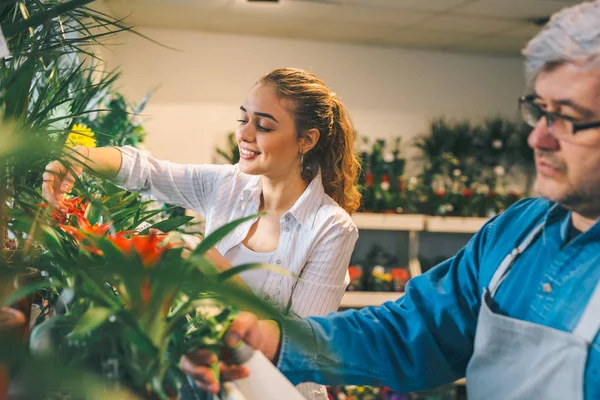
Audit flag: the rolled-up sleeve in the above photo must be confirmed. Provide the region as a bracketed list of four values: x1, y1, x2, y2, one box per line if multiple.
[278, 217, 495, 393]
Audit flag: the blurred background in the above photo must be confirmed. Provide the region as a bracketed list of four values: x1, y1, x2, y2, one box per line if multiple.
[93, 0, 570, 172]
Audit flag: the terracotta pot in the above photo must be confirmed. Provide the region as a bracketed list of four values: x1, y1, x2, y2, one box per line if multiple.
[0, 307, 26, 400]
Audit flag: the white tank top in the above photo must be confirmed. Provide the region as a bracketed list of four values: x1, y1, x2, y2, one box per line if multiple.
[223, 243, 274, 295]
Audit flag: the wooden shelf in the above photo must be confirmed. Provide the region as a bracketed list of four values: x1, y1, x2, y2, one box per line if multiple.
[352, 213, 487, 234]
[352, 213, 426, 231]
[425, 216, 487, 233]
[340, 291, 404, 308]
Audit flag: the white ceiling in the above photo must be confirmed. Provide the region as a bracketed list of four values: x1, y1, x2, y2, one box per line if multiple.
[101, 0, 583, 55]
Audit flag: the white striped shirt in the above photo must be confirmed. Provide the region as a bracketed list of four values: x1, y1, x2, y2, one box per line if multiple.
[114, 146, 358, 399]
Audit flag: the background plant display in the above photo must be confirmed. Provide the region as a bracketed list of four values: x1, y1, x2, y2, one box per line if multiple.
[358, 117, 533, 217]
[214, 118, 533, 218]
[327, 384, 457, 400]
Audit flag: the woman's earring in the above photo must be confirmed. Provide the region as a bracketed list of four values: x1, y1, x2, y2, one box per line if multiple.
[300, 151, 304, 172]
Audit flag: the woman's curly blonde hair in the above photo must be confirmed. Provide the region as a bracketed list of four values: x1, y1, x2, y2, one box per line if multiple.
[258, 68, 361, 214]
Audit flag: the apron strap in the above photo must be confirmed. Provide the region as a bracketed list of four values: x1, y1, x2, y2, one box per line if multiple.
[573, 280, 600, 343]
[489, 223, 545, 297]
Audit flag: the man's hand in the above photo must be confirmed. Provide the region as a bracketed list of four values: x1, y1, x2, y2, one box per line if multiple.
[180, 312, 282, 393]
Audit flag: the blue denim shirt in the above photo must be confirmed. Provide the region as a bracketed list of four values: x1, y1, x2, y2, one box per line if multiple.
[277, 198, 600, 398]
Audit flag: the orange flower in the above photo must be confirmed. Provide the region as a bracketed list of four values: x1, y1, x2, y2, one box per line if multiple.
[132, 230, 172, 268]
[39, 203, 68, 224]
[75, 216, 111, 236]
[40, 196, 88, 224]
[82, 245, 103, 256]
[63, 196, 87, 215]
[57, 224, 86, 241]
[109, 230, 174, 268]
[108, 231, 135, 256]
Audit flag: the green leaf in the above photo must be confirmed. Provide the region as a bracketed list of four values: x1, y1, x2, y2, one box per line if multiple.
[139, 215, 194, 234]
[3, 0, 96, 37]
[186, 255, 219, 277]
[70, 306, 112, 336]
[191, 213, 264, 256]
[4, 281, 54, 307]
[39, 225, 66, 256]
[84, 197, 104, 225]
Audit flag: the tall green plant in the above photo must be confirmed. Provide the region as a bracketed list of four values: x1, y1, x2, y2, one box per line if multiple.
[0, 0, 133, 256]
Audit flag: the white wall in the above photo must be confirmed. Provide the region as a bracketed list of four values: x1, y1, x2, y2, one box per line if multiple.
[105, 28, 526, 172]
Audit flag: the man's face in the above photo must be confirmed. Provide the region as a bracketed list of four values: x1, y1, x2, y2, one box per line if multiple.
[528, 61, 600, 218]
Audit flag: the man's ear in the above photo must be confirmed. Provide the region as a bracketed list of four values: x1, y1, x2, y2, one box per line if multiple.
[300, 128, 320, 153]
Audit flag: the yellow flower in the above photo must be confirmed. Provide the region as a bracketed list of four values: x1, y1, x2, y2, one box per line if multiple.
[65, 123, 96, 148]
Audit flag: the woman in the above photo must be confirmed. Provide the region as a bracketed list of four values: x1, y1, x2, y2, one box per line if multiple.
[43, 68, 361, 399]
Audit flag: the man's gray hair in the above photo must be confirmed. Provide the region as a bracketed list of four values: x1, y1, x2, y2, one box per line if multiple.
[522, 0, 600, 86]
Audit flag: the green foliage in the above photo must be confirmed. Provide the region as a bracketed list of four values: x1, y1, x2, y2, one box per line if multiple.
[215, 131, 240, 164]
[81, 91, 151, 147]
[14, 193, 290, 398]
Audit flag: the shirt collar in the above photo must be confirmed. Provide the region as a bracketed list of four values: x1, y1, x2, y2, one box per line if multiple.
[240, 170, 327, 229]
[543, 200, 600, 243]
[240, 173, 262, 203]
[286, 170, 327, 229]
[543, 202, 569, 228]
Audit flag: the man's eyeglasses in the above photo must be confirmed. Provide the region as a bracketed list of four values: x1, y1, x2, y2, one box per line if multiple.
[519, 95, 600, 141]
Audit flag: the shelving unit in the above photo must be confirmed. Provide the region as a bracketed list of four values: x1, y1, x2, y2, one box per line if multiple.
[347, 213, 478, 393]
[350, 213, 488, 280]
[425, 216, 487, 233]
[351, 213, 426, 231]
[352, 213, 487, 234]
[340, 291, 403, 308]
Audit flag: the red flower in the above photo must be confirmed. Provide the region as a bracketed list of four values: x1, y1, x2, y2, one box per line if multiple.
[62, 196, 87, 216]
[75, 216, 111, 236]
[365, 172, 373, 187]
[348, 266, 362, 281]
[39, 203, 67, 224]
[488, 191, 497, 199]
[462, 188, 474, 198]
[391, 268, 410, 283]
[57, 224, 86, 241]
[434, 189, 446, 197]
[108, 231, 135, 256]
[132, 230, 171, 268]
[109, 230, 173, 268]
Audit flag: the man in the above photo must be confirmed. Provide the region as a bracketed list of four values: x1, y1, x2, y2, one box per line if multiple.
[181, 1, 600, 399]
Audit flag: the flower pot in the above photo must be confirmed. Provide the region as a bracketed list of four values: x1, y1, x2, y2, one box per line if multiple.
[0, 307, 26, 400]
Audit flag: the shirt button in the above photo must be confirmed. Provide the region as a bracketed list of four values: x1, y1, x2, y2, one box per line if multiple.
[276, 260, 281, 265]
[285, 216, 290, 222]
[542, 283, 552, 293]
[285, 227, 291, 232]
[264, 295, 271, 301]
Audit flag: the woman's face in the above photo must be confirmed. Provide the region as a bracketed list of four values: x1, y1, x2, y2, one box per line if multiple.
[236, 84, 301, 179]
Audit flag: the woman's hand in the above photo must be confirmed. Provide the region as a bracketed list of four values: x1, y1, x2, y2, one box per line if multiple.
[42, 146, 123, 210]
[42, 146, 89, 211]
[180, 311, 282, 393]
